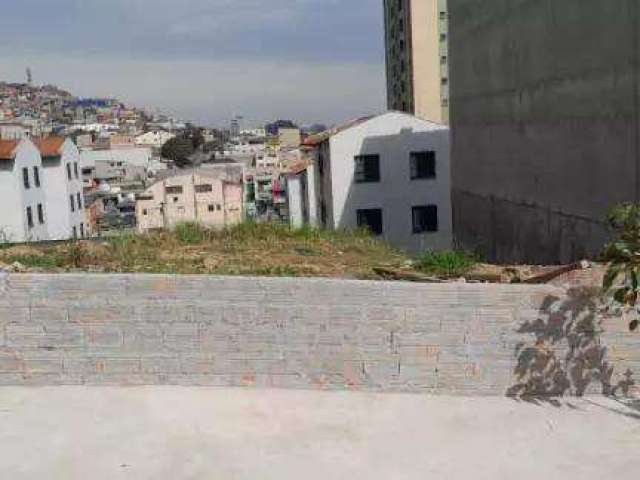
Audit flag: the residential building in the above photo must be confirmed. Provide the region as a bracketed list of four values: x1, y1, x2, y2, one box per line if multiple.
[135, 130, 175, 151]
[300, 112, 451, 253]
[136, 167, 244, 233]
[449, 0, 637, 263]
[80, 148, 151, 189]
[278, 128, 301, 148]
[0, 138, 49, 242]
[34, 137, 87, 239]
[383, 0, 449, 123]
[0, 122, 31, 140]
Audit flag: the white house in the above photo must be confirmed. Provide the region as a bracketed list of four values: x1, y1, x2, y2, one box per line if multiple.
[135, 131, 175, 150]
[296, 112, 452, 253]
[0, 138, 49, 242]
[79, 148, 152, 188]
[35, 137, 87, 239]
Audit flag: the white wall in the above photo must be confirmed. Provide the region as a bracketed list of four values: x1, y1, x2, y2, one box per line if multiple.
[287, 176, 303, 228]
[42, 140, 87, 240]
[326, 112, 452, 253]
[0, 140, 48, 242]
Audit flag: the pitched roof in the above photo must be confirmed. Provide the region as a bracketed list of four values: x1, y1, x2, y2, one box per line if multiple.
[0, 139, 19, 160]
[33, 136, 66, 157]
[302, 116, 373, 147]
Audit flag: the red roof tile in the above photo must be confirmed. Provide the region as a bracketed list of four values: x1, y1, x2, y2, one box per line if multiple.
[0, 139, 18, 160]
[33, 136, 65, 157]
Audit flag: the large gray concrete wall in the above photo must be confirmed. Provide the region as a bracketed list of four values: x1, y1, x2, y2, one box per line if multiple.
[449, 0, 640, 263]
[0, 274, 638, 396]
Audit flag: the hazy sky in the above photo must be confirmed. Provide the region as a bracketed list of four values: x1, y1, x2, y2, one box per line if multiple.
[0, 0, 387, 127]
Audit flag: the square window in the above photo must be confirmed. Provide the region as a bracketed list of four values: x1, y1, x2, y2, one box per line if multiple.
[410, 151, 436, 179]
[357, 208, 383, 235]
[354, 155, 380, 183]
[33, 166, 40, 187]
[412, 205, 438, 233]
[216, 204, 222, 211]
[37, 204, 44, 224]
[22, 167, 30, 189]
[173, 197, 179, 203]
[208, 204, 215, 212]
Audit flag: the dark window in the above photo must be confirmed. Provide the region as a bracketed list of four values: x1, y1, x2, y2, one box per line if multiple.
[26, 206, 33, 229]
[208, 204, 215, 212]
[72, 226, 77, 238]
[22, 167, 30, 189]
[173, 197, 179, 203]
[357, 209, 383, 235]
[216, 204, 222, 211]
[195, 184, 213, 193]
[80, 223, 85, 237]
[143, 209, 148, 216]
[354, 155, 380, 183]
[410, 151, 436, 179]
[166, 186, 183, 194]
[37, 204, 44, 224]
[74, 162, 79, 179]
[33, 166, 40, 187]
[70, 194, 75, 212]
[412, 205, 438, 233]
[66, 163, 72, 180]
[81, 168, 92, 175]
[77, 192, 82, 210]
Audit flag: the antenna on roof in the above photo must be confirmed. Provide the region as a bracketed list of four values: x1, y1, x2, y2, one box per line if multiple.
[26, 68, 33, 86]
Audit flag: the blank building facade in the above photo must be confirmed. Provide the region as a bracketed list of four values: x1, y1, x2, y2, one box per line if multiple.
[449, 0, 640, 263]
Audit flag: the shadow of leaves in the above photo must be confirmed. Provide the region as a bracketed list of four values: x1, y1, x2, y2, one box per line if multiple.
[507, 287, 635, 405]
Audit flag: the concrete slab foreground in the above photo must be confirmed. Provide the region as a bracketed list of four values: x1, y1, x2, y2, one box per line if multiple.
[0, 387, 639, 479]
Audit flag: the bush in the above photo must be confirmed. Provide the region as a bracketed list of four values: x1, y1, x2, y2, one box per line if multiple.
[174, 222, 211, 245]
[414, 250, 476, 278]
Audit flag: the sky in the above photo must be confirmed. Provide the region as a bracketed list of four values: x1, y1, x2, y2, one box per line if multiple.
[0, 0, 387, 128]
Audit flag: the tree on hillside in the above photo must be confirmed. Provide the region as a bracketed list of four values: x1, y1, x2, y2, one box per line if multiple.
[161, 137, 195, 167]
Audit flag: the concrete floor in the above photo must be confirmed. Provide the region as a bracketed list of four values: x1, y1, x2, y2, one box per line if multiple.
[0, 387, 639, 480]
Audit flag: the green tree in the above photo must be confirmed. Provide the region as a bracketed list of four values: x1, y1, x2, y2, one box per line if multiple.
[602, 203, 640, 331]
[160, 137, 195, 167]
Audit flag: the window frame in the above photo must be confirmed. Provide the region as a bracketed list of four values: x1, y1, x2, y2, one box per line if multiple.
[412, 205, 439, 234]
[22, 167, 30, 189]
[354, 154, 381, 183]
[357, 208, 384, 236]
[33, 166, 41, 188]
[410, 151, 437, 180]
[26, 206, 34, 229]
[37, 203, 44, 224]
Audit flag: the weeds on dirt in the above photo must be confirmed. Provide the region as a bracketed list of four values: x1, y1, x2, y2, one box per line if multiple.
[414, 250, 477, 278]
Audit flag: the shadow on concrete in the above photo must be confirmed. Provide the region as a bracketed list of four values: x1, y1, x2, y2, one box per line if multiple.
[507, 287, 637, 417]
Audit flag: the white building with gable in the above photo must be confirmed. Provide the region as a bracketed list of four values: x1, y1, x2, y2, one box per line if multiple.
[290, 111, 452, 253]
[0, 138, 49, 242]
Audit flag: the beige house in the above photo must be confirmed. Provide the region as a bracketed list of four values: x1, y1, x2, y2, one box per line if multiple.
[136, 168, 244, 233]
[278, 128, 301, 148]
[383, 0, 449, 124]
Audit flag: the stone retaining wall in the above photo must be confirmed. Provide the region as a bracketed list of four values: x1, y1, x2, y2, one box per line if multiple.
[0, 274, 638, 395]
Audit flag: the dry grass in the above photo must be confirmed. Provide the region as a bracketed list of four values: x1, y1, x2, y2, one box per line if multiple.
[0, 222, 409, 279]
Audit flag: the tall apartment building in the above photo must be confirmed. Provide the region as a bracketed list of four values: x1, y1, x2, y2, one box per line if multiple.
[449, 0, 640, 263]
[383, 0, 449, 124]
